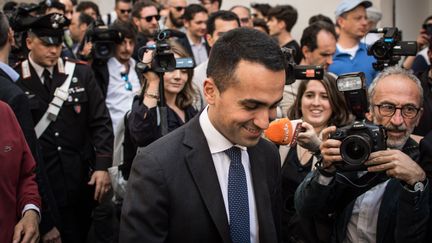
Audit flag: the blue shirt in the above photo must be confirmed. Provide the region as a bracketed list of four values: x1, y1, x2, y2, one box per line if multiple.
[0, 62, 19, 82]
[329, 43, 378, 87]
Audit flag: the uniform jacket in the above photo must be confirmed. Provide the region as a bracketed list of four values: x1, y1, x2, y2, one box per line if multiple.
[0, 101, 41, 243]
[15, 58, 114, 207]
[120, 115, 282, 243]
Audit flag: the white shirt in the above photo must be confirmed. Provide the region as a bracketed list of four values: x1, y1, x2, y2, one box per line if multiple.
[188, 35, 208, 66]
[191, 59, 208, 110]
[199, 107, 259, 243]
[106, 57, 140, 133]
[344, 180, 389, 243]
[28, 56, 54, 84]
[337, 43, 360, 60]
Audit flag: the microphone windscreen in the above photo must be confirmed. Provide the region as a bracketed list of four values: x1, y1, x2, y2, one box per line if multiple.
[265, 118, 294, 145]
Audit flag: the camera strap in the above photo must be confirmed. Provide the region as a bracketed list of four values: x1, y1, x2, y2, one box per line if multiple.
[334, 172, 389, 210]
[34, 60, 76, 138]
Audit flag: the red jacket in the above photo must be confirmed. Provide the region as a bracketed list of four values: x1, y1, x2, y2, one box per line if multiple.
[0, 100, 41, 242]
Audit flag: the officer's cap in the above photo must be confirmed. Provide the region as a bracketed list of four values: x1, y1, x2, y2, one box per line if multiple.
[28, 13, 70, 45]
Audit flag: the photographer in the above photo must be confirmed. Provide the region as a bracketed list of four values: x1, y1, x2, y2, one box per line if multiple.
[279, 73, 351, 243]
[295, 66, 429, 243]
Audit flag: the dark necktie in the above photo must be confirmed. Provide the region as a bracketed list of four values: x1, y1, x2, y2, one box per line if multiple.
[224, 146, 250, 243]
[42, 69, 52, 92]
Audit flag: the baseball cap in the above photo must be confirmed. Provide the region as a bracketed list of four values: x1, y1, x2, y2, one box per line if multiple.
[335, 0, 372, 17]
[28, 13, 70, 45]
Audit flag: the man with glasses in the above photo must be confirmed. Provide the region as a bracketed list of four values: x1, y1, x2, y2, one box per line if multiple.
[103, 0, 133, 26]
[295, 66, 429, 243]
[230, 5, 253, 28]
[131, 0, 160, 61]
[178, 4, 210, 66]
[160, 0, 187, 32]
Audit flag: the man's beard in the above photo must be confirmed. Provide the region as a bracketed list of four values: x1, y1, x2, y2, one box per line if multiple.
[170, 11, 184, 28]
[374, 117, 413, 150]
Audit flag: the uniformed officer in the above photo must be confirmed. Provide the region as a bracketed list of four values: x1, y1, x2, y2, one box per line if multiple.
[14, 13, 114, 243]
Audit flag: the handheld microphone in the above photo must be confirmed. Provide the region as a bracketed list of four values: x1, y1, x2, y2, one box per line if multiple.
[264, 118, 303, 146]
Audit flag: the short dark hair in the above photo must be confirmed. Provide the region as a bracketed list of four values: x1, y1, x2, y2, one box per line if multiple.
[78, 13, 94, 26]
[183, 4, 208, 22]
[110, 21, 136, 41]
[250, 3, 271, 18]
[267, 5, 297, 32]
[0, 11, 9, 48]
[288, 73, 351, 127]
[206, 10, 239, 36]
[207, 28, 285, 92]
[253, 18, 269, 34]
[300, 21, 337, 52]
[76, 1, 101, 17]
[131, 0, 157, 19]
[116, 0, 132, 5]
[309, 14, 334, 26]
[199, 0, 223, 10]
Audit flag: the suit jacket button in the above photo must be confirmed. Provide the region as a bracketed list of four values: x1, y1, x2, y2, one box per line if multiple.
[57, 146, 62, 151]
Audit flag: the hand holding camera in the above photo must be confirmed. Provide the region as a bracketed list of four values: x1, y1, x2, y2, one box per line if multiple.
[297, 122, 322, 153]
[365, 149, 426, 186]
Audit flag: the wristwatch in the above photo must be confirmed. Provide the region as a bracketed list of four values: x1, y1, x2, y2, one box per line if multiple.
[405, 179, 427, 192]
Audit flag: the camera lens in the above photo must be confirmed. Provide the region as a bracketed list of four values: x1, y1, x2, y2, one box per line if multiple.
[340, 135, 372, 165]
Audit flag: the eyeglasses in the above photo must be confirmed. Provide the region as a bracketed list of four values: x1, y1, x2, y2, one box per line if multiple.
[119, 9, 132, 14]
[140, 14, 161, 22]
[173, 6, 185, 12]
[121, 72, 132, 91]
[373, 103, 421, 119]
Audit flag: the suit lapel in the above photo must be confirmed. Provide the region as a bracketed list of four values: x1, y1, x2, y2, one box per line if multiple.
[249, 145, 278, 242]
[183, 117, 231, 243]
[20, 64, 51, 103]
[376, 180, 398, 243]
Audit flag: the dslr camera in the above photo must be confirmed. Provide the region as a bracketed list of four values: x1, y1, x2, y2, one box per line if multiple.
[368, 27, 417, 71]
[331, 72, 387, 171]
[281, 47, 324, 85]
[83, 19, 124, 60]
[137, 29, 195, 73]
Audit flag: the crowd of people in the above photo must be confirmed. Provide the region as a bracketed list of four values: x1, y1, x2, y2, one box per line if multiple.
[1, 0, 432, 243]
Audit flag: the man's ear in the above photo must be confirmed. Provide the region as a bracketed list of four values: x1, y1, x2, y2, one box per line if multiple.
[203, 78, 219, 105]
[26, 35, 34, 50]
[302, 45, 310, 61]
[365, 110, 373, 121]
[206, 33, 214, 47]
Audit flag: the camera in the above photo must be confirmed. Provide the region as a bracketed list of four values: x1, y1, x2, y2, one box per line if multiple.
[84, 20, 124, 60]
[281, 47, 324, 85]
[331, 72, 387, 171]
[368, 27, 417, 71]
[137, 29, 195, 73]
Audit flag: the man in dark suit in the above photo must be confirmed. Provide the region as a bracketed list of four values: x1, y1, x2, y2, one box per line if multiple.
[177, 4, 211, 66]
[295, 66, 429, 243]
[14, 13, 114, 243]
[120, 28, 286, 242]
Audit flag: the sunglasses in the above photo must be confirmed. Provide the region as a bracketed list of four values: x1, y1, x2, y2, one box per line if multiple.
[173, 6, 185, 12]
[119, 9, 132, 14]
[140, 14, 161, 22]
[121, 72, 132, 91]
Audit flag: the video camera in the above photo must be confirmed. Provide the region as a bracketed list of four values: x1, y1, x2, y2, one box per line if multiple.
[136, 29, 195, 73]
[330, 72, 387, 171]
[83, 19, 124, 60]
[281, 47, 324, 85]
[368, 27, 417, 71]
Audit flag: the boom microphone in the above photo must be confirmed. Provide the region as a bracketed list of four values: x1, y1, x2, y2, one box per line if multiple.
[264, 118, 303, 145]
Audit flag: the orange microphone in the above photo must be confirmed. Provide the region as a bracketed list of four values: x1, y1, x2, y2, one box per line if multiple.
[264, 118, 303, 146]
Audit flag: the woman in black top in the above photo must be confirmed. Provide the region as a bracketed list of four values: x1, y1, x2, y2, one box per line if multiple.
[280, 74, 351, 243]
[120, 40, 197, 179]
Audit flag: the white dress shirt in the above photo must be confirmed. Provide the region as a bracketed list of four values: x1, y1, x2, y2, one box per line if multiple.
[28, 56, 54, 84]
[199, 107, 259, 243]
[344, 180, 389, 243]
[188, 35, 208, 66]
[106, 57, 140, 133]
